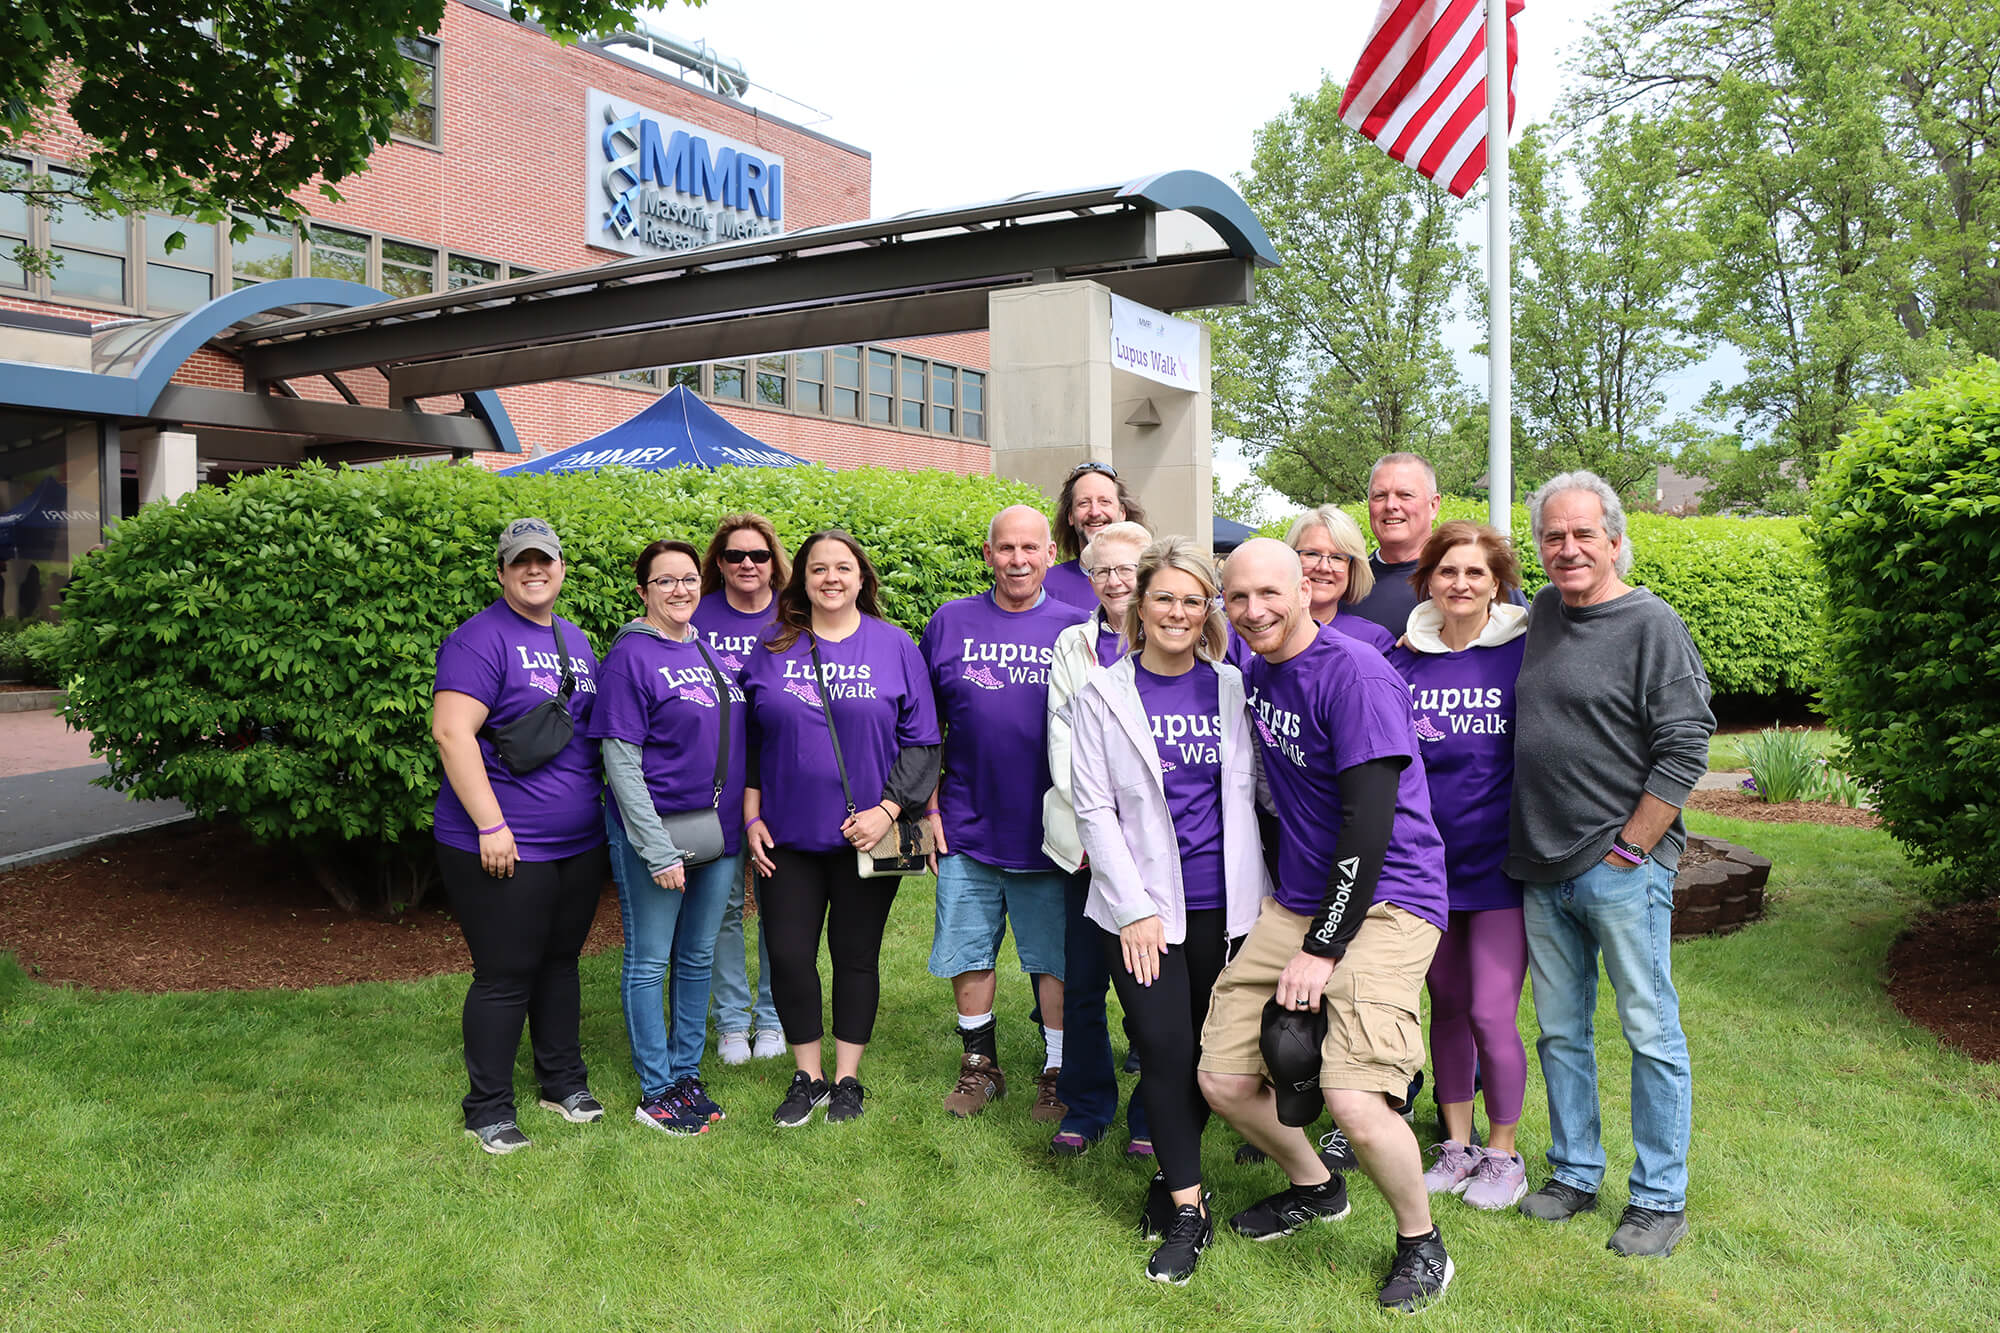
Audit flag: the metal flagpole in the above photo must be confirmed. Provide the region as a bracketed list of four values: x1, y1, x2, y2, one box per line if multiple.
[1486, 0, 1513, 536]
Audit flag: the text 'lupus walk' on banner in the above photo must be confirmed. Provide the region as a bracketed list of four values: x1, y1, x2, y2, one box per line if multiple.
[1110, 294, 1203, 392]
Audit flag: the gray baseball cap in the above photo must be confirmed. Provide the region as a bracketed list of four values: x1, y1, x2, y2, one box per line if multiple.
[497, 516, 562, 564]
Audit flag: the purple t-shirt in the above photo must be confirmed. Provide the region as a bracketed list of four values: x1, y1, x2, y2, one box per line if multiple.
[586, 627, 749, 855]
[1329, 612, 1397, 655]
[1134, 661, 1225, 911]
[1044, 559, 1097, 611]
[1094, 612, 1126, 668]
[691, 594, 777, 681]
[433, 600, 604, 860]
[740, 617, 941, 854]
[1386, 637, 1527, 913]
[1242, 625, 1449, 930]
[920, 591, 1091, 869]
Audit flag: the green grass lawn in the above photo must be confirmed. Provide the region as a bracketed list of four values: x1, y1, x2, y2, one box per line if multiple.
[3, 817, 1996, 1331]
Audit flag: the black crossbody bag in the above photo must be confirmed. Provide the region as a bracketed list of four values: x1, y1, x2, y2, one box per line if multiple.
[482, 619, 577, 774]
[652, 637, 731, 868]
[808, 637, 934, 878]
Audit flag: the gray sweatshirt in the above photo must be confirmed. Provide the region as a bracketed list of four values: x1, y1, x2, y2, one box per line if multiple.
[1506, 586, 1715, 882]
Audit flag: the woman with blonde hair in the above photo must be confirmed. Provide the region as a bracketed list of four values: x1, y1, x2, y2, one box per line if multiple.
[1285, 505, 1394, 653]
[1068, 536, 1272, 1283]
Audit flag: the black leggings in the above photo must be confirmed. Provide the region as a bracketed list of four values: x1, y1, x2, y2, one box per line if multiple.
[762, 846, 900, 1047]
[1105, 907, 1230, 1193]
[438, 841, 608, 1130]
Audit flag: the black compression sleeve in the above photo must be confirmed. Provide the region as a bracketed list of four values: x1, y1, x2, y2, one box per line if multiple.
[1301, 756, 1405, 960]
[883, 743, 942, 812]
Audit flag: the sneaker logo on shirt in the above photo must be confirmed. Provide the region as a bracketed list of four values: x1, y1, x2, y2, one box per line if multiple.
[1414, 714, 1446, 743]
[784, 679, 822, 707]
[961, 664, 1004, 691]
[528, 670, 560, 696]
[719, 651, 744, 672]
[677, 685, 716, 708]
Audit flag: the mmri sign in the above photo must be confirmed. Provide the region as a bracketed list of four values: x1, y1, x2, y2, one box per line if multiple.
[586, 89, 784, 257]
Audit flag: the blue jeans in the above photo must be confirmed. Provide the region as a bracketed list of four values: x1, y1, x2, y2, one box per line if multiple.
[606, 810, 740, 1101]
[1523, 858, 1691, 1211]
[1055, 872, 1149, 1143]
[927, 854, 1067, 979]
[710, 865, 776, 1035]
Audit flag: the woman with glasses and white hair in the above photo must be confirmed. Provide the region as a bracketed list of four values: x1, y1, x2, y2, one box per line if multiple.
[1068, 536, 1272, 1284]
[1044, 460, 1150, 610]
[1285, 505, 1395, 654]
[1041, 519, 1154, 1159]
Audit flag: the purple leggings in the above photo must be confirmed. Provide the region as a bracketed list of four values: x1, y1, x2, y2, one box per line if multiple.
[1426, 906, 1529, 1125]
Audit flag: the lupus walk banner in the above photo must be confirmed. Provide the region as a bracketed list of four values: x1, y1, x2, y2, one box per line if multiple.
[1110, 294, 1202, 392]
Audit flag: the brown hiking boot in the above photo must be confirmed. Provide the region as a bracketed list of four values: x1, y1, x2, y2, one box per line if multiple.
[1031, 1067, 1067, 1123]
[943, 1053, 1006, 1117]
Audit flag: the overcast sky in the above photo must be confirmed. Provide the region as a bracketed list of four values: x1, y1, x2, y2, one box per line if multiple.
[635, 2, 1615, 505]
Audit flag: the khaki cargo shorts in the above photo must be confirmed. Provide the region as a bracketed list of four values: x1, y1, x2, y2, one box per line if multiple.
[1198, 897, 1439, 1099]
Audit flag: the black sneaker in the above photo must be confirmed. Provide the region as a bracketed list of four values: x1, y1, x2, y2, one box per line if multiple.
[1146, 1204, 1213, 1286]
[1518, 1179, 1599, 1222]
[537, 1090, 605, 1123]
[772, 1071, 829, 1127]
[1318, 1125, 1359, 1173]
[466, 1120, 531, 1154]
[1398, 1070, 1424, 1124]
[1228, 1175, 1351, 1240]
[1139, 1170, 1173, 1240]
[826, 1076, 867, 1124]
[1122, 1047, 1142, 1075]
[1234, 1141, 1268, 1166]
[672, 1075, 725, 1123]
[1607, 1205, 1688, 1257]
[1378, 1230, 1453, 1313]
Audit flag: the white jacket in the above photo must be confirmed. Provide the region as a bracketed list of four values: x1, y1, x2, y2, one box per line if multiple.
[1401, 599, 1529, 653]
[1040, 611, 1117, 873]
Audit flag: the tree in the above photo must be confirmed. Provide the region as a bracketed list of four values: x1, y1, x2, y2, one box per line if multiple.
[1209, 77, 1478, 507]
[3, 1, 651, 262]
[1503, 121, 1706, 499]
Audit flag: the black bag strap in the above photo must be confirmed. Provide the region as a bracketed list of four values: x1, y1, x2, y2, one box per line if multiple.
[549, 617, 576, 699]
[807, 636, 857, 818]
[690, 634, 731, 809]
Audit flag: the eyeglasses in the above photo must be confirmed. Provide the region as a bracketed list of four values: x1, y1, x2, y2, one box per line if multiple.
[723, 548, 773, 565]
[1087, 562, 1139, 584]
[1296, 549, 1354, 570]
[645, 575, 701, 592]
[1144, 591, 1216, 615]
[1068, 461, 1118, 481]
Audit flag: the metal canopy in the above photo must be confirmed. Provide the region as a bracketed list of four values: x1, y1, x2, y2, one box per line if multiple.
[223, 172, 1278, 404]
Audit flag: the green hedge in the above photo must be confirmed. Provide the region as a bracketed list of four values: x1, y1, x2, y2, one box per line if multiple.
[1260, 498, 1824, 696]
[59, 461, 1045, 849]
[1810, 360, 2000, 898]
[0, 618, 73, 688]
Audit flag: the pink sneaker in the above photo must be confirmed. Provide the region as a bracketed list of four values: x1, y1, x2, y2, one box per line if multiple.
[1461, 1149, 1529, 1210]
[1421, 1140, 1482, 1195]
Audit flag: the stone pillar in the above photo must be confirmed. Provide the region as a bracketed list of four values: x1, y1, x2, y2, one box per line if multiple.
[136, 429, 199, 507]
[988, 279, 1213, 550]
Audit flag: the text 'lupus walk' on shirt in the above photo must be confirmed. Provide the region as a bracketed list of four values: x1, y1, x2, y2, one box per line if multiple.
[586, 628, 749, 855]
[740, 616, 941, 855]
[1386, 633, 1527, 913]
[920, 590, 1091, 870]
[433, 600, 604, 859]
[1241, 625, 1449, 930]
[1133, 660, 1225, 911]
[691, 595, 778, 686]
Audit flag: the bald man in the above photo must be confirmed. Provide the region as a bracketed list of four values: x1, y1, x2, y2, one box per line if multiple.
[1200, 539, 1454, 1314]
[918, 505, 1091, 1118]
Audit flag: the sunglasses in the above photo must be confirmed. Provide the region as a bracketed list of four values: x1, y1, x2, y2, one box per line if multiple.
[1068, 461, 1118, 481]
[723, 548, 773, 565]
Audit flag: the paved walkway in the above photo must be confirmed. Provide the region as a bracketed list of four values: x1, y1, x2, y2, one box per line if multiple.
[0, 706, 191, 868]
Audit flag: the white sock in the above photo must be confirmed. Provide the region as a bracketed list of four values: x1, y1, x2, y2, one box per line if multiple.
[1042, 1025, 1064, 1070]
[957, 1010, 994, 1031]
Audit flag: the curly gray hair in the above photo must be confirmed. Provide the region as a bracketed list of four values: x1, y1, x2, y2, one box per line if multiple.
[1528, 471, 1634, 576]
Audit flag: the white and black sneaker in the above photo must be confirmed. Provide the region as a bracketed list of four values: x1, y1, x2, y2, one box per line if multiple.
[466, 1120, 531, 1155]
[1318, 1125, 1359, 1173]
[1229, 1175, 1351, 1240]
[537, 1090, 605, 1123]
[772, 1071, 830, 1127]
[1139, 1171, 1173, 1240]
[1378, 1229, 1453, 1313]
[825, 1076, 867, 1124]
[1146, 1204, 1213, 1285]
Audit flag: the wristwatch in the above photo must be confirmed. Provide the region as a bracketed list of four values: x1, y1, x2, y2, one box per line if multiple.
[1610, 837, 1649, 866]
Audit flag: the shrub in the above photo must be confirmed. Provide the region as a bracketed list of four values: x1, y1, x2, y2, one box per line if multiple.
[58, 461, 1046, 875]
[0, 619, 73, 687]
[1810, 358, 2000, 899]
[1738, 728, 1826, 803]
[1259, 498, 1823, 696]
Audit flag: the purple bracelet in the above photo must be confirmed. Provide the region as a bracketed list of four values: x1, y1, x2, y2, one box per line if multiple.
[477, 821, 507, 837]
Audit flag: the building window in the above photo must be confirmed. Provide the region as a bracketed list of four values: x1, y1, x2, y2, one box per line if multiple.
[143, 215, 217, 314]
[931, 362, 956, 435]
[392, 37, 441, 145]
[962, 371, 985, 441]
[712, 362, 746, 400]
[830, 346, 861, 418]
[794, 351, 825, 413]
[307, 225, 367, 283]
[447, 254, 499, 289]
[867, 348, 895, 423]
[756, 354, 787, 407]
[0, 158, 28, 289]
[667, 365, 701, 391]
[45, 168, 129, 306]
[507, 264, 540, 281]
[232, 215, 297, 288]
[381, 239, 438, 298]
[616, 368, 661, 389]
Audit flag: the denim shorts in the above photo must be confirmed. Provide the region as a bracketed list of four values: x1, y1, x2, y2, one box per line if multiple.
[928, 853, 1068, 979]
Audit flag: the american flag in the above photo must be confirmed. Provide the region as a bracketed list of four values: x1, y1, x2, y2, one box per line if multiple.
[1338, 0, 1524, 198]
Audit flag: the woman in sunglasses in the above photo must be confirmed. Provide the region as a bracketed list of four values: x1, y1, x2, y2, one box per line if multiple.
[695, 515, 791, 1069]
[1046, 461, 1149, 611]
[1284, 504, 1395, 654]
[1067, 536, 1271, 1284]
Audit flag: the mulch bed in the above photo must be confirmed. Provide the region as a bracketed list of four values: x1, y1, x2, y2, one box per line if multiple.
[1685, 788, 1881, 829]
[1886, 900, 2000, 1065]
[0, 821, 622, 993]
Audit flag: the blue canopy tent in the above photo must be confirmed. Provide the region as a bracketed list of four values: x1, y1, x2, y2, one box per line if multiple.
[0, 477, 69, 563]
[498, 386, 815, 474]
